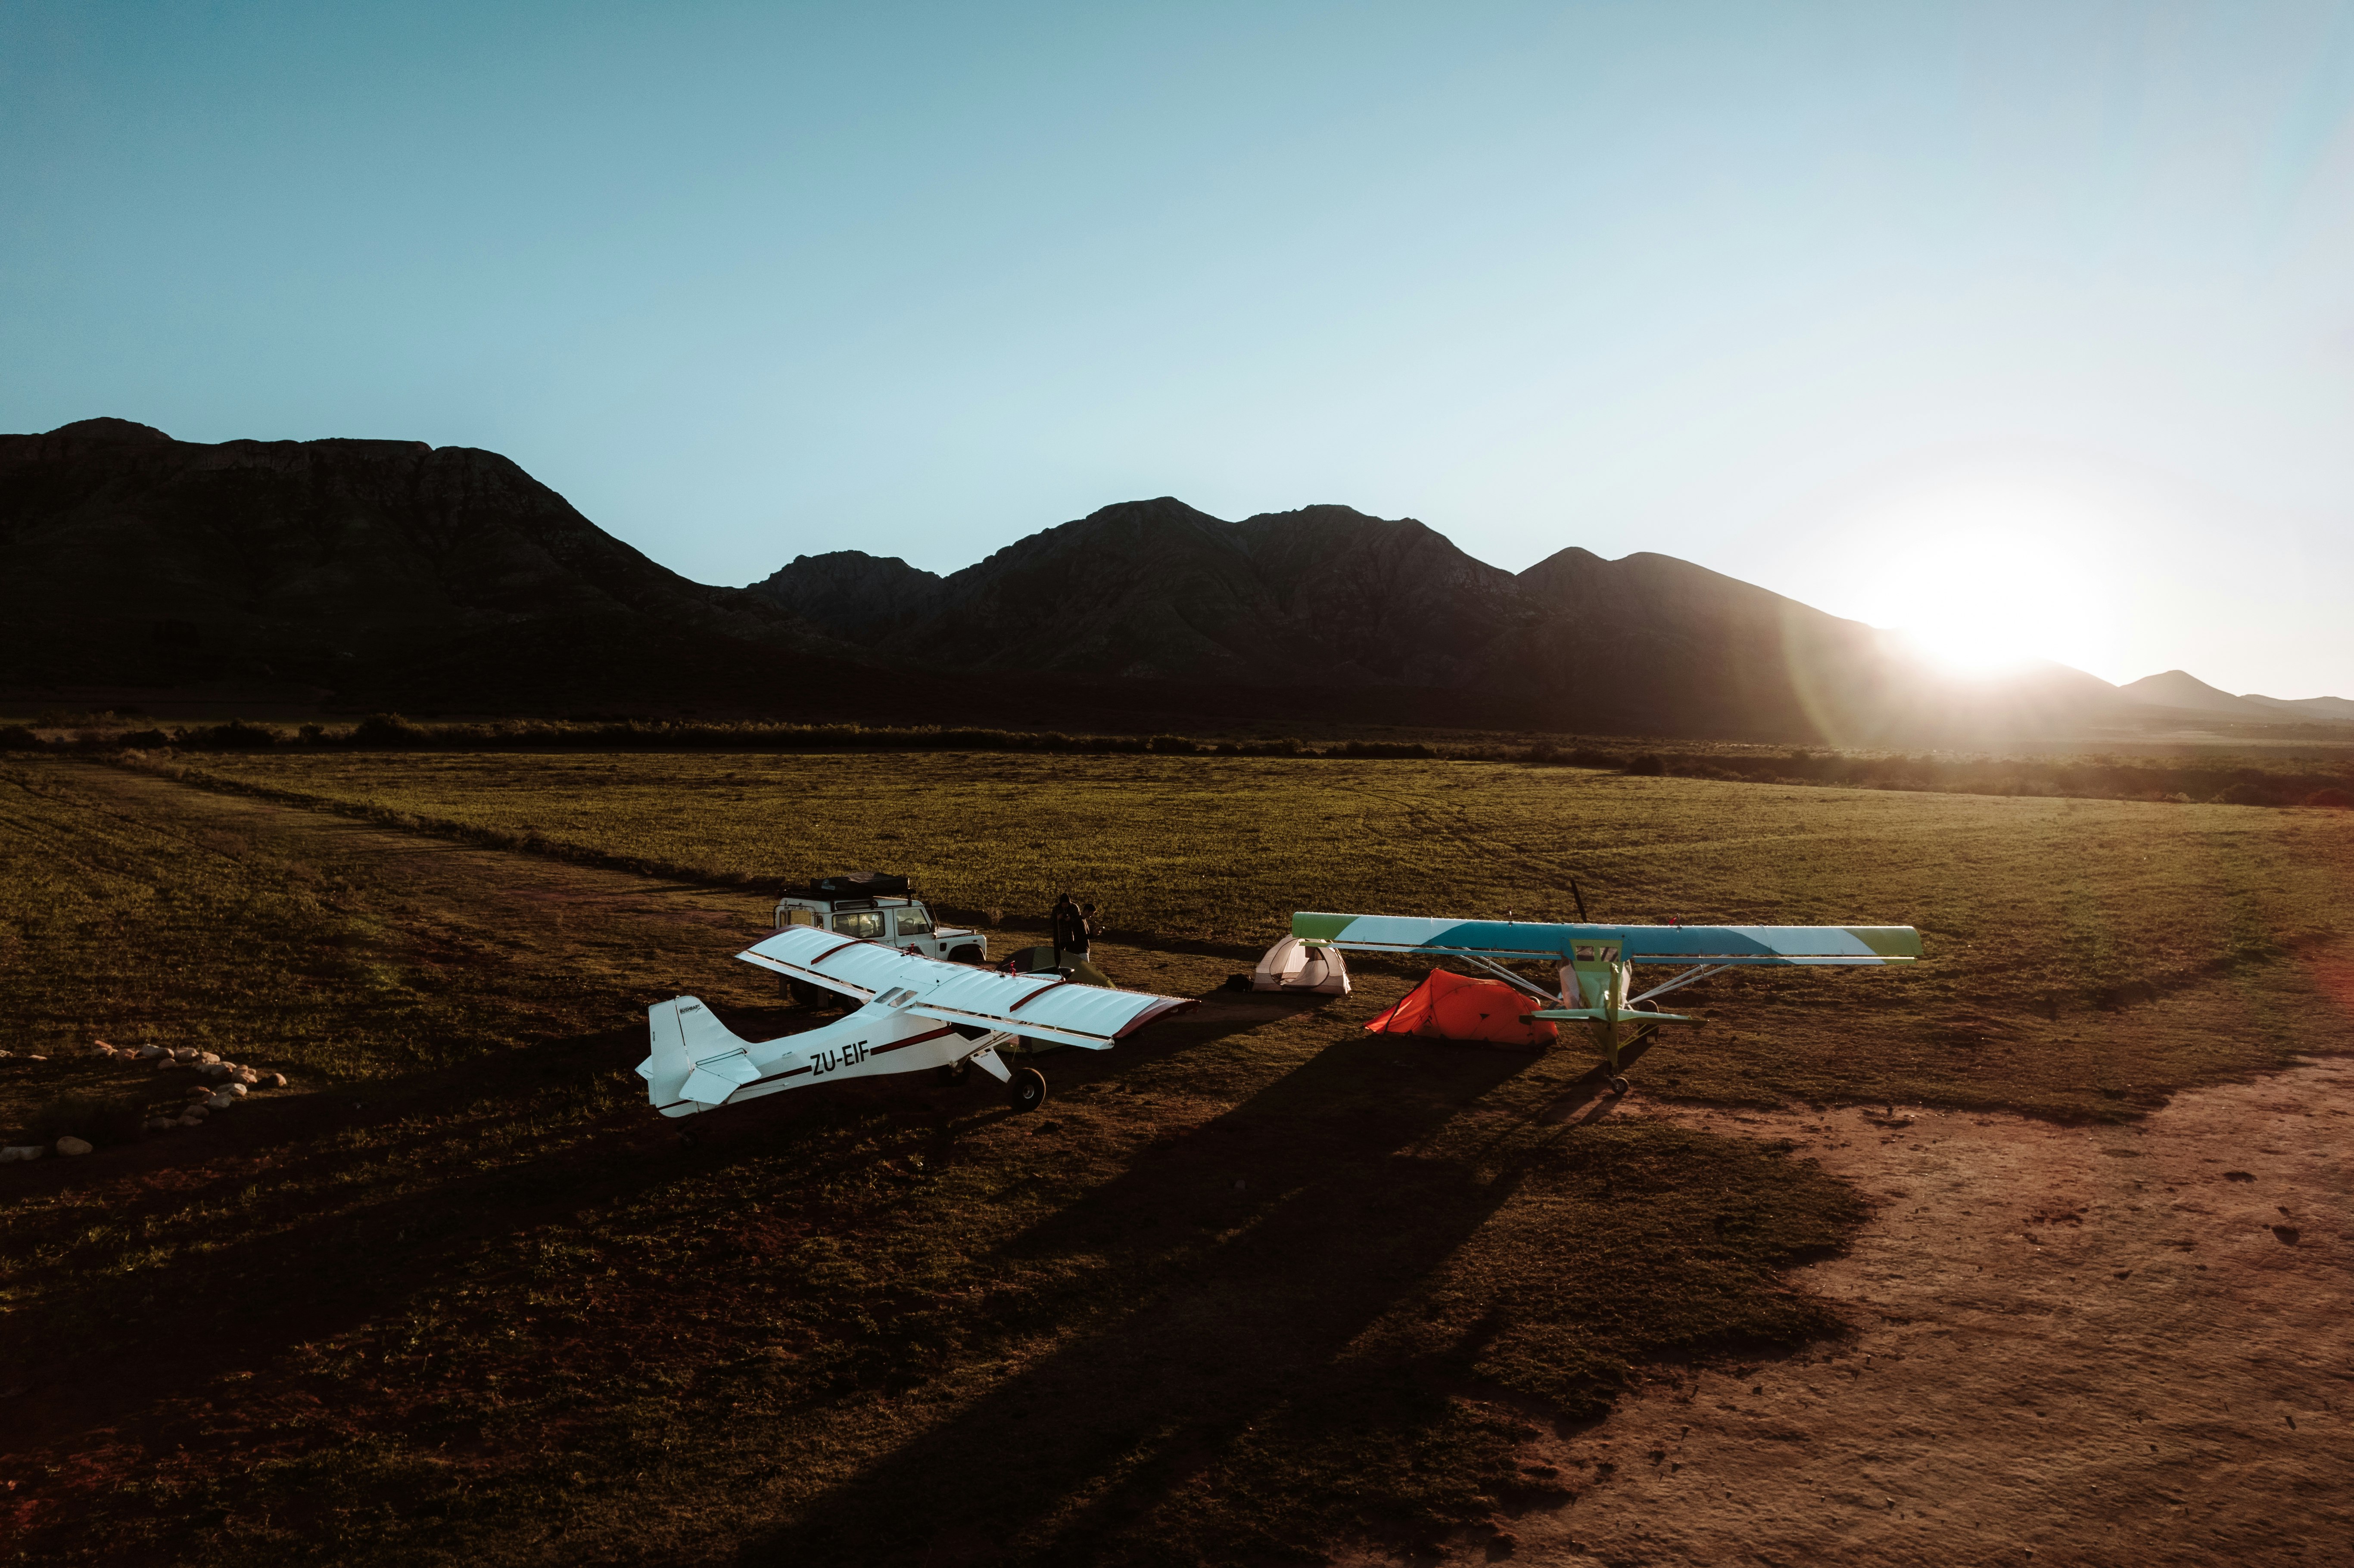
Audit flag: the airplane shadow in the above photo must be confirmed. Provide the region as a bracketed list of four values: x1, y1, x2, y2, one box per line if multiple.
[733, 1011, 1552, 1566]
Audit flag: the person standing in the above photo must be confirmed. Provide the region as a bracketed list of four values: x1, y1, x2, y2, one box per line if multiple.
[1051, 892, 1083, 968]
[1073, 902, 1099, 961]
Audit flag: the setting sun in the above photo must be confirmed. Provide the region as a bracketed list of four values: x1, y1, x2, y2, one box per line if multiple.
[1843, 486, 2121, 679]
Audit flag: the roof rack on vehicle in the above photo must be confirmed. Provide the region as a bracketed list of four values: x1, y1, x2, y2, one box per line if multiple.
[800, 871, 912, 900]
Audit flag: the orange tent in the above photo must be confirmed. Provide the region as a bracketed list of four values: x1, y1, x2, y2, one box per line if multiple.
[1364, 969, 1559, 1046]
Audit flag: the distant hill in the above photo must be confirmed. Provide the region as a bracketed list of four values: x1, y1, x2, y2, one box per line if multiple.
[0, 418, 940, 719]
[2116, 670, 2354, 726]
[2237, 691, 2354, 723]
[9, 419, 2343, 740]
[749, 497, 2132, 740]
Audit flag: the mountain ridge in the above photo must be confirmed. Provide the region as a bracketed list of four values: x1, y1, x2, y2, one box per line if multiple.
[8, 419, 2346, 737]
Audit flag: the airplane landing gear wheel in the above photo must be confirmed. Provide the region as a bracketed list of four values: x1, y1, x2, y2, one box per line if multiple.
[1608, 1075, 1630, 1096]
[934, 1061, 971, 1087]
[1006, 1067, 1047, 1114]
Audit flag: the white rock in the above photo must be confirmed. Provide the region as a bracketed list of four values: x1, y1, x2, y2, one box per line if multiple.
[267, 1073, 287, 1088]
[206, 1093, 236, 1111]
[137, 1044, 166, 1059]
[234, 1068, 258, 1084]
[179, 1109, 206, 1125]
[184, 1086, 212, 1099]
[196, 1052, 221, 1065]
[25, 1055, 47, 1062]
[225, 1083, 248, 1097]
[0, 1049, 11, 1058]
[55, 1136, 92, 1157]
[3, 1145, 42, 1162]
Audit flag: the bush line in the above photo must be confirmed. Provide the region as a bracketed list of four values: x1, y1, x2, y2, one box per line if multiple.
[9, 715, 2349, 810]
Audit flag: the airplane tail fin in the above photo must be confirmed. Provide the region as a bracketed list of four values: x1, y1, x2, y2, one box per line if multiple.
[637, 996, 761, 1117]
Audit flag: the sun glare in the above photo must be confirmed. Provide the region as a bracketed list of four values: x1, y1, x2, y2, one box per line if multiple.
[1847, 485, 2120, 681]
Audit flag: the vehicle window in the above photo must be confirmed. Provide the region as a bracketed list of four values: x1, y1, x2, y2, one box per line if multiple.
[785, 907, 821, 927]
[833, 910, 885, 939]
[894, 905, 934, 937]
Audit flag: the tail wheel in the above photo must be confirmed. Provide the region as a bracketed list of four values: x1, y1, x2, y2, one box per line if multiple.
[1608, 1075, 1630, 1096]
[1006, 1067, 1047, 1113]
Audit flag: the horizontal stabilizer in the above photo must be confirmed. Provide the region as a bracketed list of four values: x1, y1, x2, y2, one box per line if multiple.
[641, 995, 766, 1113]
[680, 1054, 760, 1104]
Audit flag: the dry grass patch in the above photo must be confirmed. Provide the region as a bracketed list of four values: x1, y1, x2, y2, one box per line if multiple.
[152, 750, 2354, 1119]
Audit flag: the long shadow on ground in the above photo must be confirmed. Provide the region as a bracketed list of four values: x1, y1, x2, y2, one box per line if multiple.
[0, 987, 1395, 1462]
[738, 1019, 1556, 1567]
[0, 1022, 669, 1450]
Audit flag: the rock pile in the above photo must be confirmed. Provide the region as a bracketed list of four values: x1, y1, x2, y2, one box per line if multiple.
[4, 1042, 296, 1157]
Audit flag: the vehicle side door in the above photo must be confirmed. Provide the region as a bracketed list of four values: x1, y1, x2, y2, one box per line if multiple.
[890, 902, 943, 958]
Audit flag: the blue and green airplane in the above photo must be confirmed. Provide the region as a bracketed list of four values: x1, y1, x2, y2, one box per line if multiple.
[1289, 911, 1923, 1094]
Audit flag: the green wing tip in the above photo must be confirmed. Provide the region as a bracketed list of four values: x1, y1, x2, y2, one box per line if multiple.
[1850, 926, 1924, 959]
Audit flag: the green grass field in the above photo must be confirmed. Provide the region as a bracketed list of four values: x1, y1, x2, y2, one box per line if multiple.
[4, 754, 2348, 1565]
[157, 748, 2354, 1119]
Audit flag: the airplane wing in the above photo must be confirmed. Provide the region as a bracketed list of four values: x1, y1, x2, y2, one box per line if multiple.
[1290, 912, 1921, 965]
[736, 926, 1197, 1049]
[735, 923, 928, 1001]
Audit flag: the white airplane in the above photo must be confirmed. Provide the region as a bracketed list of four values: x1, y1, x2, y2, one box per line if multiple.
[638, 924, 1199, 1119]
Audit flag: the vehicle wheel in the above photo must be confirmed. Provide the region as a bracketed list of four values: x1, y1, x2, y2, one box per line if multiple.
[933, 1061, 971, 1087]
[1608, 1075, 1630, 1096]
[1006, 1067, 1047, 1113]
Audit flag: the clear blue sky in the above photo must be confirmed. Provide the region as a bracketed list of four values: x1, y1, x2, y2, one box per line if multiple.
[6, 2, 2352, 694]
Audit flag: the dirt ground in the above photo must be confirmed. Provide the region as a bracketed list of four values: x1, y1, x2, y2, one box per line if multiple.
[5, 764, 2348, 1565]
[1422, 1056, 2353, 1567]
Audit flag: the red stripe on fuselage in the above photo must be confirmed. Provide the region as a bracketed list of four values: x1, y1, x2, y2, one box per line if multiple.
[872, 1024, 958, 1055]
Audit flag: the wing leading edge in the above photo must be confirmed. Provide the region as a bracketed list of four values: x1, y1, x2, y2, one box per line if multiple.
[1290, 912, 1921, 965]
[735, 925, 1197, 1050]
